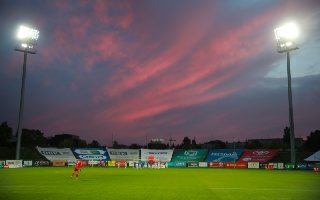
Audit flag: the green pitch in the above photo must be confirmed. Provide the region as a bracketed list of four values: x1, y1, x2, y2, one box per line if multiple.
[0, 167, 319, 200]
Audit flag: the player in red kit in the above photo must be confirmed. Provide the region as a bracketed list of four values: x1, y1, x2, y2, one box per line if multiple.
[71, 160, 82, 179]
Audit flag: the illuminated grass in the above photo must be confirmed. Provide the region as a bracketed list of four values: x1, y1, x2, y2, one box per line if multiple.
[0, 167, 319, 200]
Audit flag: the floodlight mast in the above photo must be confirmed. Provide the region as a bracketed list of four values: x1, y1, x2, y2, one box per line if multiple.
[274, 22, 298, 164]
[15, 25, 39, 159]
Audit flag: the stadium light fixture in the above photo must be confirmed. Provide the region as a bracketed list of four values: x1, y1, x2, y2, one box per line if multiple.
[274, 22, 298, 53]
[15, 25, 39, 159]
[274, 22, 299, 164]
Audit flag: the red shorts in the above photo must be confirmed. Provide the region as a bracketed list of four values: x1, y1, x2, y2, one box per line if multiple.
[74, 168, 79, 172]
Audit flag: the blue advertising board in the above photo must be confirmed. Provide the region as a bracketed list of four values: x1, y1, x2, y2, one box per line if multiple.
[206, 149, 243, 162]
[72, 148, 110, 161]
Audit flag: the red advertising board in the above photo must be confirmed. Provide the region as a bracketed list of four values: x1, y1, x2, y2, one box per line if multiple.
[208, 162, 225, 168]
[115, 160, 127, 167]
[80, 160, 89, 167]
[225, 162, 247, 168]
[238, 149, 279, 163]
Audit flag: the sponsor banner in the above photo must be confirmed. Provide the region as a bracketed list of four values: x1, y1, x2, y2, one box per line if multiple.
[268, 163, 278, 169]
[115, 160, 127, 167]
[0, 160, 6, 168]
[285, 163, 295, 169]
[6, 160, 23, 168]
[128, 161, 135, 167]
[141, 149, 173, 162]
[52, 160, 66, 167]
[80, 160, 89, 167]
[23, 160, 33, 167]
[72, 148, 110, 161]
[238, 149, 279, 163]
[225, 162, 247, 169]
[199, 162, 208, 168]
[108, 161, 116, 167]
[296, 163, 307, 170]
[107, 149, 139, 161]
[248, 162, 260, 169]
[208, 162, 225, 168]
[37, 147, 76, 161]
[171, 149, 208, 162]
[67, 160, 76, 167]
[34, 160, 50, 166]
[277, 163, 284, 169]
[187, 161, 199, 168]
[167, 161, 186, 168]
[206, 150, 243, 162]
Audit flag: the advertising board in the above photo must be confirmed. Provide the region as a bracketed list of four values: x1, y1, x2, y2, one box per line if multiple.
[115, 160, 127, 167]
[52, 160, 66, 167]
[108, 161, 116, 167]
[248, 162, 259, 169]
[238, 149, 279, 163]
[206, 150, 243, 162]
[224, 162, 247, 168]
[171, 149, 207, 162]
[72, 148, 110, 161]
[37, 147, 76, 161]
[167, 161, 186, 168]
[6, 160, 23, 168]
[34, 160, 50, 166]
[23, 160, 33, 167]
[141, 149, 173, 162]
[187, 161, 199, 168]
[198, 162, 208, 168]
[107, 149, 139, 161]
[208, 162, 225, 168]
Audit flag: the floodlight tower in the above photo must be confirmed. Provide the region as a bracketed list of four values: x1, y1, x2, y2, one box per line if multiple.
[15, 25, 39, 159]
[274, 22, 298, 164]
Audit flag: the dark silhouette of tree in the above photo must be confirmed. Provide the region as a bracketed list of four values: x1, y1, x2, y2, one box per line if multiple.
[283, 126, 290, 147]
[112, 140, 127, 149]
[129, 143, 142, 149]
[205, 140, 226, 149]
[179, 136, 192, 150]
[245, 140, 262, 149]
[304, 130, 320, 151]
[147, 142, 168, 149]
[89, 140, 100, 148]
[0, 121, 13, 147]
[21, 129, 48, 147]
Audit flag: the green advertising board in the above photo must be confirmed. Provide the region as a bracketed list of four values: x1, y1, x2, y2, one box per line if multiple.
[171, 149, 208, 162]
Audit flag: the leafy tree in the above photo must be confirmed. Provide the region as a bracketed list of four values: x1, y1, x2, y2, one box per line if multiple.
[0, 121, 13, 146]
[245, 140, 262, 149]
[21, 129, 48, 147]
[304, 130, 320, 151]
[283, 126, 290, 147]
[89, 140, 100, 148]
[180, 136, 192, 150]
[129, 143, 142, 149]
[206, 140, 226, 149]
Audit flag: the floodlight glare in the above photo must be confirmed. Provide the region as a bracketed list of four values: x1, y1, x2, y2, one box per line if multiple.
[17, 25, 39, 40]
[274, 22, 298, 40]
[274, 22, 299, 53]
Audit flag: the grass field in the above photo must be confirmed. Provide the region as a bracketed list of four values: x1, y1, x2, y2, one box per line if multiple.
[0, 167, 319, 200]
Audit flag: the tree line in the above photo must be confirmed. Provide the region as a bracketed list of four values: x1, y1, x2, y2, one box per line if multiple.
[0, 121, 319, 151]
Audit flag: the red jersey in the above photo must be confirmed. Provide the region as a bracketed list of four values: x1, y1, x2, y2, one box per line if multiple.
[75, 161, 82, 170]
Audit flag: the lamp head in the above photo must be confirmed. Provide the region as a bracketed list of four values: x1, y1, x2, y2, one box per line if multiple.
[274, 22, 299, 53]
[15, 25, 39, 54]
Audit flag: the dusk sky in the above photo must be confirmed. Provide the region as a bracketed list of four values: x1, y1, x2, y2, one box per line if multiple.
[1, 0, 319, 146]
